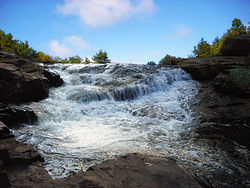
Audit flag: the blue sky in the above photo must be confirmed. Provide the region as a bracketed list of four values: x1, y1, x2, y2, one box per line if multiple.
[0, 0, 249, 63]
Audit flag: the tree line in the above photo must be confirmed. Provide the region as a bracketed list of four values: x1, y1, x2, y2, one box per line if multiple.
[148, 18, 249, 66]
[0, 30, 111, 64]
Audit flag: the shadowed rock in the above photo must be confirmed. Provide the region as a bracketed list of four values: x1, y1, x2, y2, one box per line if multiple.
[220, 35, 250, 56]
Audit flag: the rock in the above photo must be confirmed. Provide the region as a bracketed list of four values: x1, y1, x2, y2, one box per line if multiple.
[0, 62, 49, 103]
[0, 103, 37, 128]
[0, 121, 13, 140]
[67, 153, 203, 188]
[175, 56, 247, 81]
[214, 67, 250, 97]
[0, 51, 63, 103]
[0, 160, 11, 188]
[43, 70, 64, 87]
[0, 138, 44, 165]
[220, 35, 250, 56]
[0, 146, 9, 164]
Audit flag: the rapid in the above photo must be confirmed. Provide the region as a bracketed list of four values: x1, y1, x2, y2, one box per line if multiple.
[13, 63, 249, 185]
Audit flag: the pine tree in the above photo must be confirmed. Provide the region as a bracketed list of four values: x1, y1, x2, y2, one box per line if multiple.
[92, 50, 111, 64]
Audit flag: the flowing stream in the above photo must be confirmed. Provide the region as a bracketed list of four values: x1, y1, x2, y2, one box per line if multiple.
[13, 63, 249, 185]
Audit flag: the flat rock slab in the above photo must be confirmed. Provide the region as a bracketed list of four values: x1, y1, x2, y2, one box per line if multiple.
[66, 153, 203, 188]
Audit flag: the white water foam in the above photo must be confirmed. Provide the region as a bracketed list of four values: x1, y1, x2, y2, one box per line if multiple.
[14, 63, 225, 178]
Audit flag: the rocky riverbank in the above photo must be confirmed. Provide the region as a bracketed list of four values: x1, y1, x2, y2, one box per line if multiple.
[0, 51, 204, 188]
[0, 39, 250, 188]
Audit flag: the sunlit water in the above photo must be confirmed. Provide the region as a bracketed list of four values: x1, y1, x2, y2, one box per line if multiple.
[13, 63, 249, 183]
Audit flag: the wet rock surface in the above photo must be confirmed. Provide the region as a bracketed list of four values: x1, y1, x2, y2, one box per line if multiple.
[0, 103, 37, 128]
[1, 49, 250, 187]
[175, 56, 250, 188]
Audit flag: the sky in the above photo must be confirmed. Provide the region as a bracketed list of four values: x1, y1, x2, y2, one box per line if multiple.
[0, 0, 249, 64]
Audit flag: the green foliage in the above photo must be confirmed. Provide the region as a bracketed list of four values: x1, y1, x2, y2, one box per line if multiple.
[93, 50, 111, 64]
[0, 30, 37, 58]
[68, 55, 82, 64]
[229, 68, 250, 85]
[192, 18, 249, 58]
[192, 38, 211, 58]
[159, 54, 177, 65]
[84, 57, 91, 64]
[37, 51, 53, 62]
[227, 18, 247, 35]
[210, 34, 227, 56]
[60, 58, 69, 64]
[147, 61, 156, 65]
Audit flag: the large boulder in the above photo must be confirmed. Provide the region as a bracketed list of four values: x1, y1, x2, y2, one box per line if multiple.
[66, 153, 203, 188]
[0, 103, 37, 127]
[0, 51, 63, 103]
[0, 121, 13, 140]
[220, 35, 250, 56]
[43, 69, 64, 87]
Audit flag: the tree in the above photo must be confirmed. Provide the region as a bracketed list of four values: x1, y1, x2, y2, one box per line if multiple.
[193, 38, 211, 58]
[68, 55, 82, 64]
[147, 61, 156, 65]
[92, 50, 111, 64]
[227, 18, 247, 35]
[159, 54, 177, 65]
[84, 57, 91, 64]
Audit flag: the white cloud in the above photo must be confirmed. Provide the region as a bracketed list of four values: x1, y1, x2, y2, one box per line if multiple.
[49, 40, 72, 58]
[176, 25, 191, 38]
[166, 25, 192, 39]
[63, 36, 90, 50]
[49, 36, 91, 58]
[56, 0, 156, 27]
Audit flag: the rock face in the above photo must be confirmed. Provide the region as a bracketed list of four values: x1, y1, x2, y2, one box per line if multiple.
[66, 153, 203, 188]
[220, 35, 250, 56]
[214, 68, 250, 97]
[0, 121, 13, 140]
[175, 56, 250, 149]
[0, 51, 63, 103]
[0, 103, 37, 128]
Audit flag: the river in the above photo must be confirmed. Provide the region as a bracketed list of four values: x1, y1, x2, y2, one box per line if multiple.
[12, 63, 249, 186]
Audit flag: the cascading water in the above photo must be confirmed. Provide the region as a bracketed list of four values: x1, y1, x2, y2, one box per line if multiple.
[13, 63, 249, 184]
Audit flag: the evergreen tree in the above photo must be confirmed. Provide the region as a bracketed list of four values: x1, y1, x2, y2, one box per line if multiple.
[84, 57, 91, 64]
[92, 50, 111, 64]
[193, 38, 211, 58]
[68, 55, 82, 64]
[147, 61, 156, 65]
[227, 18, 247, 35]
[159, 54, 177, 65]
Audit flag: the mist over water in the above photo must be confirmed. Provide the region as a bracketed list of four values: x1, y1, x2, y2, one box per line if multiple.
[13, 63, 249, 181]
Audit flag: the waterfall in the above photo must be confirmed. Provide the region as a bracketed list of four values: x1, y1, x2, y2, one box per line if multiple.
[14, 63, 201, 178]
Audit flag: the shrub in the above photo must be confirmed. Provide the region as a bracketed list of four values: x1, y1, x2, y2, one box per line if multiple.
[159, 54, 177, 65]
